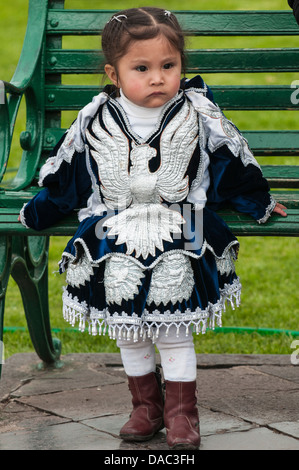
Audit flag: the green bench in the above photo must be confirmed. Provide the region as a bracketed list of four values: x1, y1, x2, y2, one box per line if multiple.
[0, 0, 298, 376]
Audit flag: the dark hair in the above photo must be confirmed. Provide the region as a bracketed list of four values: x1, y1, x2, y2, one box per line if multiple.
[102, 7, 186, 76]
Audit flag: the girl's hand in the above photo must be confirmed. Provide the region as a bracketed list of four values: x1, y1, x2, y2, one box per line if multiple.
[273, 202, 287, 217]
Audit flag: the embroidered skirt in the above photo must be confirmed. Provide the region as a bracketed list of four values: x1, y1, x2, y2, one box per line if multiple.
[60, 206, 241, 342]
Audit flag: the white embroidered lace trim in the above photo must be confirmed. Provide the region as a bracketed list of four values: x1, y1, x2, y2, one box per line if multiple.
[59, 236, 239, 274]
[185, 90, 261, 170]
[38, 92, 109, 187]
[257, 195, 276, 224]
[62, 277, 241, 342]
[109, 91, 185, 146]
[19, 203, 30, 229]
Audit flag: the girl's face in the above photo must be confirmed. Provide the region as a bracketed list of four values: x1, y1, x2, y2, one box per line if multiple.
[105, 35, 182, 108]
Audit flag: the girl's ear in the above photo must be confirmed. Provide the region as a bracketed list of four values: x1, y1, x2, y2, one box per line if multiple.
[104, 64, 118, 87]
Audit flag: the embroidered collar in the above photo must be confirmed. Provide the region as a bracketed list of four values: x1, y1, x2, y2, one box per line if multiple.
[107, 90, 185, 145]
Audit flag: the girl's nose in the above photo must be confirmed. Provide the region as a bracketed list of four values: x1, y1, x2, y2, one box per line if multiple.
[150, 70, 164, 85]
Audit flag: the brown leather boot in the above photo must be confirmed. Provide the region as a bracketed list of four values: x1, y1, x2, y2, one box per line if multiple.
[164, 380, 200, 450]
[119, 369, 164, 442]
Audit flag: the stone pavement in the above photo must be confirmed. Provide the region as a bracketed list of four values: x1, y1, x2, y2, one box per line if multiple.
[0, 352, 299, 452]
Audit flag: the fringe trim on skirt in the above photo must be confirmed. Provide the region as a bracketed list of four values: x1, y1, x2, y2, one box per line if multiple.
[62, 277, 241, 343]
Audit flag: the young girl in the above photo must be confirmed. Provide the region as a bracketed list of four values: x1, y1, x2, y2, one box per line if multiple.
[20, 7, 287, 449]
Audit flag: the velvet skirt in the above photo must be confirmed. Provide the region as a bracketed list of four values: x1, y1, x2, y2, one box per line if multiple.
[60, 205, 241, 342]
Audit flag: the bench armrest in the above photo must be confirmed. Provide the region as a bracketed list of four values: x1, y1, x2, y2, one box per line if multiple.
[0, 0, 48, 190]
[8, 0, 48, 93]
[1, 81, 24, 96]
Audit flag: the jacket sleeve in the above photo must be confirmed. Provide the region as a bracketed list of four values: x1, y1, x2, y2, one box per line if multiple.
[201, 106, 276, 223]
[20, 127, 92, 231]
[206, 143, 275, 223]
[185, 89, 276, 223]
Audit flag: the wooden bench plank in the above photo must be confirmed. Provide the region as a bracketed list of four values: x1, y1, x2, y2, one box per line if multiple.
[262, 166, 299, 187]
[43, 128, 299, 156]
[0, 207, 298, 237]
[1, 189, 298, 236]
[45, 85, 298, 111]
[213, 86, 299, 110]
[243, 131, 299, 157]
[186, 48, 299, 73]
[0, 189, 38, 208]
[220, 208, 299, 236]
[271, 191, 299, 208]
[45, 48, 299, 74]
[46, 10, 299, 36]
[177, 11, 299, 36]
[1, 189, 298, 209]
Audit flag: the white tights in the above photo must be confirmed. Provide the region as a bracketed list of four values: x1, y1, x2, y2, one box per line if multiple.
[117, 326, 197, 382]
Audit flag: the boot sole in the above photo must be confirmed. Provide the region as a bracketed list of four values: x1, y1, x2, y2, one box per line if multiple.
[120, 423, 165, 442]
[169, 442, 200, 450]
[120, 432, 156, 442]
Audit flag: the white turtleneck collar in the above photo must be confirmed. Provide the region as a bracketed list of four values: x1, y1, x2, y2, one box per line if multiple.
[116, 89, 165, 139]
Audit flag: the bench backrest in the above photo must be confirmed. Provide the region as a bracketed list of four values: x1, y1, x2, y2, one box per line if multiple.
[2, 0, 299, 197]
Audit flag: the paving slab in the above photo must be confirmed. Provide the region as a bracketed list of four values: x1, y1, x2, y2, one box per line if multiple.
[10, 368, 125, 398]
[249, 364, 299, 383]
[0, 421, 122, 451]
[0, 353, 299, 451]
[196, 365, 299, 424]
[200, 427, 299, 450]
[17, 382, 131, 421]
[269, 421, 299, 440]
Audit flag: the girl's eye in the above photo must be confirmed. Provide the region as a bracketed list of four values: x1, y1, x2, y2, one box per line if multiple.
[136, 65, 147, 72]
[163, 63, 174, 70]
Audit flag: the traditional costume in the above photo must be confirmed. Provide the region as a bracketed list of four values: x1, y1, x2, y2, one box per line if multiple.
[20, 76, 275, 342]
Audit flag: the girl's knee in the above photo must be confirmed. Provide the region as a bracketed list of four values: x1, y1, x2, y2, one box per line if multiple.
[155, 325, 194, 350]
[117, 334, 153, 350]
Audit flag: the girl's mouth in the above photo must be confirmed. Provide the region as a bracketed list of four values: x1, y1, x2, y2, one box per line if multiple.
[149, 91, 164, 96]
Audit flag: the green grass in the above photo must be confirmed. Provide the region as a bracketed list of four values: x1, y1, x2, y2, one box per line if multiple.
[1, 0, 298, 359]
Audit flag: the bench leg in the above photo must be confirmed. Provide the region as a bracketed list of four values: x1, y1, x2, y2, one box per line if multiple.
[0, 236, 12, 379]
[0, 300, 4, 379]
[10, 236, 62, 370]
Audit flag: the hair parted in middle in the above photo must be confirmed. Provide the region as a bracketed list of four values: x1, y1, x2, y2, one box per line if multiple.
[102, 7, 186, 76]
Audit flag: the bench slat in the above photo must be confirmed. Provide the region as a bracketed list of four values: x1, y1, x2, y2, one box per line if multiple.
[43, 128, 299, 157]
[45, 48, 299, 74]
[1, 189, 295, 205]
[1, 207, 298, 237]
[1, 189, 298, 236]
[187, 48, 299, 73]
[262, 166, 299, 187]
[221, 208, 299, 236]
[44, 85, 298, 111]
[242, 131, 299, 157]
[271, 191, 299, 208]
[46, 10, 299, 36]
[1, 189, 296, 209]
